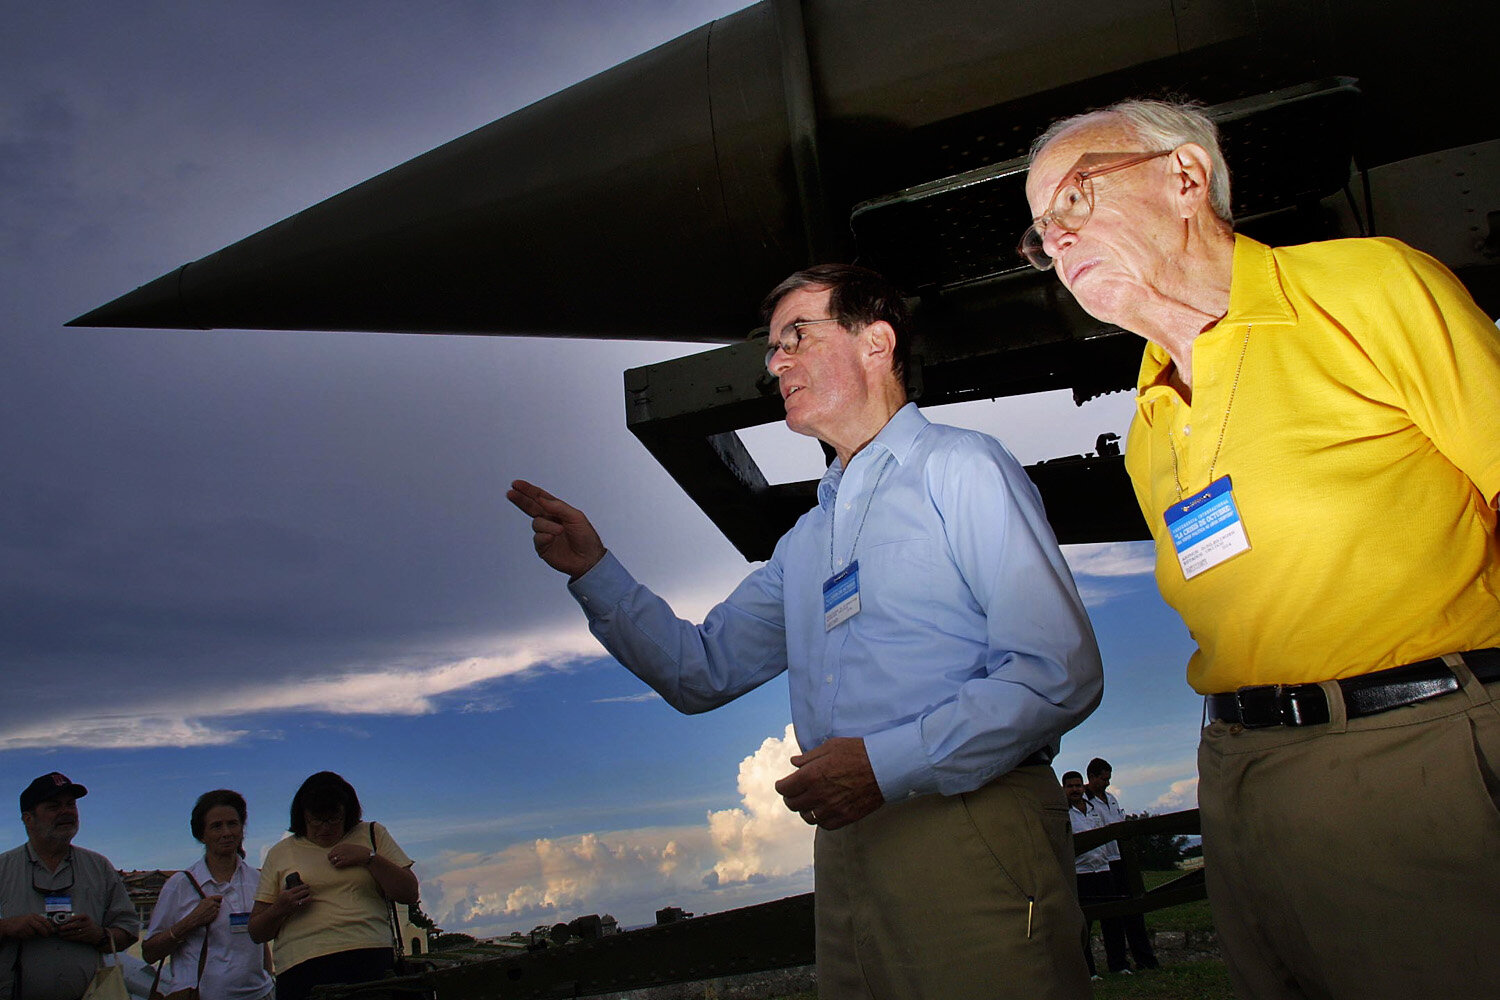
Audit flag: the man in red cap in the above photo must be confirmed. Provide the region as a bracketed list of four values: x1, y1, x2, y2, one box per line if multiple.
[0, 773, 138, 1000]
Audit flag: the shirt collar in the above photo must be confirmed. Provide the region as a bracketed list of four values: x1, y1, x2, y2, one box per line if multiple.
[1136, 234, 1296, 395]
[1221, 233, 1297, 328]
[24, 843, 72, 871]
[817, 402, 925, 507]
[188, 854, 247, 887]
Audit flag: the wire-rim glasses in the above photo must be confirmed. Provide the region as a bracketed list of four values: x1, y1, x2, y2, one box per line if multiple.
[1018, 149, 1174, 271]
[763, 317, 841, 374]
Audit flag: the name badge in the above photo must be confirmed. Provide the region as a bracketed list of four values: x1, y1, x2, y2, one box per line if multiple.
[230, 912, 250, 934]
[823, 560, 861, 631]
[1164, 476, 1250, 579]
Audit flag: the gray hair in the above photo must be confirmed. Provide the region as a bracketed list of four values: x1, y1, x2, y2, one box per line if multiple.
[1029, 100, 1233, 223]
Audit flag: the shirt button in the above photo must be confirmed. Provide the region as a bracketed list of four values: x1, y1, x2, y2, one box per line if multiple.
[834, 557, 843, 568]
[1183, 424, 1191, 435]
[843, 502, 851, 510]
[825, 675, 833, 684]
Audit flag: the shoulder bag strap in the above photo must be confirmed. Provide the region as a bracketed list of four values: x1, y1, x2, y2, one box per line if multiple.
[99, 926, 118, 968]
[369, 823, 403, 959]
[180, 870, 211, 986]
[150, 873, 201, 996]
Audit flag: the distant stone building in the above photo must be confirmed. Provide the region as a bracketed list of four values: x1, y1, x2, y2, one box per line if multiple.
[113, 870, 171, 958]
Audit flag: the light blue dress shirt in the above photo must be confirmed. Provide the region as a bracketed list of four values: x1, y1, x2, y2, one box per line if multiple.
[570, 403, 1102, 801]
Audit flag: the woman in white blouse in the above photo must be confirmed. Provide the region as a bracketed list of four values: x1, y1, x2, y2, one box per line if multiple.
[142, 790, 273, 1000]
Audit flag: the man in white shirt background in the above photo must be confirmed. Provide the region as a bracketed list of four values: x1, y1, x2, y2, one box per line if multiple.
[1086, 757, 1158, 972]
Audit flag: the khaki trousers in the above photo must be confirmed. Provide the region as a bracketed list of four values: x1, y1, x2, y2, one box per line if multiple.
[813, 765, 1089, 1000]
[1199, 656, 1500, 1000]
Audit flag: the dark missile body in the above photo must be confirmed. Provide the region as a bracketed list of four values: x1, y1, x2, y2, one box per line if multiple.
[71, 0, 1499, 340]
[72, 0, 1499, 556]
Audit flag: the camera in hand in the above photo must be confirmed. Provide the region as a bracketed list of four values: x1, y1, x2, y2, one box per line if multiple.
[47, 910, 72, 926]
[284, 872, 303, 889]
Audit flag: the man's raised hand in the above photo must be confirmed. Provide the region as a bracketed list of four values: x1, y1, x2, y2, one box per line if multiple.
[507, 480, 608, 580]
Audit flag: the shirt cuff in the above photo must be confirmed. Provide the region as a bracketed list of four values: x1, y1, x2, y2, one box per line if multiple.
[862, 722, 933, 802]
[566, 551, 632, 616]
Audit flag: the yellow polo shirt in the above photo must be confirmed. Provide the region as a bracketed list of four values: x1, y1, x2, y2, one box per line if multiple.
[1127, 235, 1500, 693]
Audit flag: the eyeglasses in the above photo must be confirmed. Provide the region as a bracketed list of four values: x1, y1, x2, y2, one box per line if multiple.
[1017, 149, 1174, 271]
[763, 317, 841, 374]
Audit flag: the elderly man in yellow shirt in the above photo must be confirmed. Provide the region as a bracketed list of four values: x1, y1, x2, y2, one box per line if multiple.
[1022, 99, 1500, 1000]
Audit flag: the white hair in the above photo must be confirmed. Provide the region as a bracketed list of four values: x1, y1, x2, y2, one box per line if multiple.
[1029, 100, 1233, 222]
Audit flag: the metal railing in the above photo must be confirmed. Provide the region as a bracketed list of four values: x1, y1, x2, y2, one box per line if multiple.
[317, 808, 1205, 1000]
[1071, 808, 1205, 921]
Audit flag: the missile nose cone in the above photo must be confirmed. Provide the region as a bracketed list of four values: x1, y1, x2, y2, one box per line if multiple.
[66, 10, 807, 342]
[67, 267, 202, 329]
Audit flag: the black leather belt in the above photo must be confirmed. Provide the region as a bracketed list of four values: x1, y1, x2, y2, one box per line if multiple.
[1206, 648, 1500, 728]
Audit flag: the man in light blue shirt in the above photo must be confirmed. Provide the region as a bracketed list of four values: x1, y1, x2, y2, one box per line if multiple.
[509, 264, 1102, 999]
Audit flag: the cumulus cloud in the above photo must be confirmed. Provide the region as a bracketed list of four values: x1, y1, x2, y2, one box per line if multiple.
[706, 725, 814, 884]
[1151, 777, 1199, 811]
[424, 726, 815, 936]
[438, 828, 712, 928]
[0, 629, 605, 750]
[1122, 757, 1200, 787]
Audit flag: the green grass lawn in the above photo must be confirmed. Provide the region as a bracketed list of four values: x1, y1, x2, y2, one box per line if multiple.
[1089, 961, 1234, 999]
[1088, 869, 1229, 997]
[1140, 869, 1216, 935]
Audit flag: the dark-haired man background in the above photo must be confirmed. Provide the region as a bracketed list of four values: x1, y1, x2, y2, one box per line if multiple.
[1083, 758, 1156, 973]
[0, 773, 139, 1000]
[1023, 99, 1500, 999]
[1062, 770, 1118, 981]
[510, 264, 1102, 999]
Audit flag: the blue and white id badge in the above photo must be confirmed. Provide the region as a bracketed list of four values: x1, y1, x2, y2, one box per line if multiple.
[230, 911, 251, 934]
[823, 560, 861, 631]
[1164, 476, 1250, 580]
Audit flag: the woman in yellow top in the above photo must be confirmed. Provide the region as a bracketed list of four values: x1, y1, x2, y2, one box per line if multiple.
[248, 772, 418, 1000]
